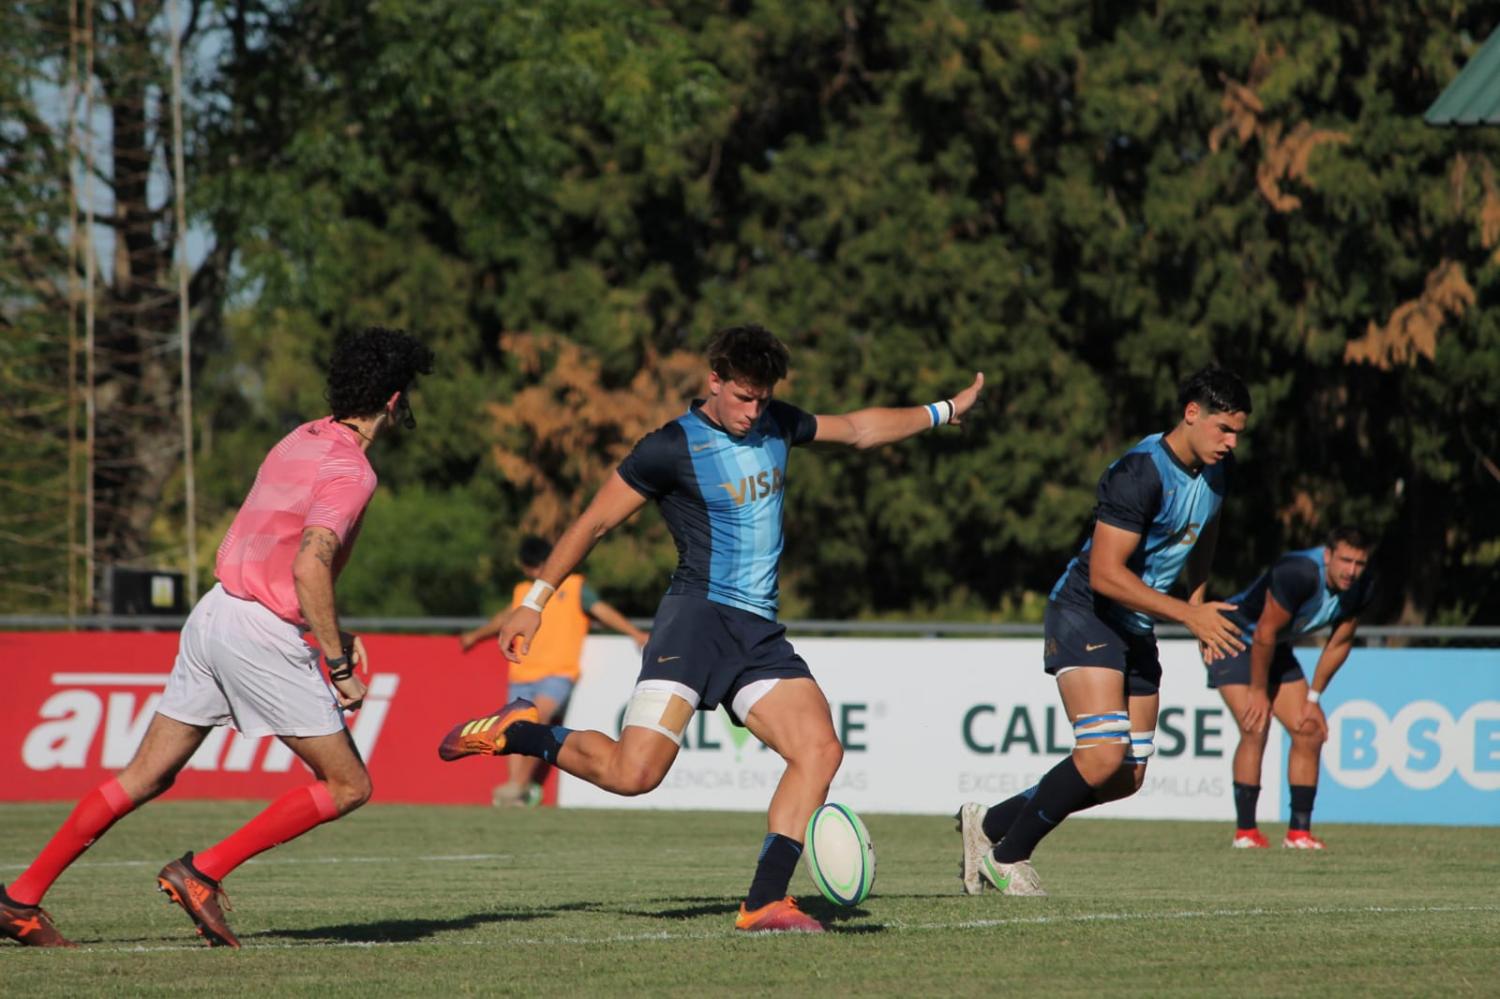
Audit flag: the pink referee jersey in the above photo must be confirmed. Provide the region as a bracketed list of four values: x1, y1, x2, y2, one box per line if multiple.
[215, 418, 377, 627]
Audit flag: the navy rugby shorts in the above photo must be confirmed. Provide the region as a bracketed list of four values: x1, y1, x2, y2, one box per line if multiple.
[1043, 600, 1163, 697]
[639, 594, 812, 725]
[1205, 641, 1306, 690]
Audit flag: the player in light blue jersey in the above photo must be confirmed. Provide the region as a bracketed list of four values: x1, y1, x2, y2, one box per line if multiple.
[1209, 526, 1375, 850]
[440, 324, 983, 933]
[956, 366, 1251, 897]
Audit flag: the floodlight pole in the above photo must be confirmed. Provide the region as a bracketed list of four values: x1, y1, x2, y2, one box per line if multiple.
[169, 0, 198, 603]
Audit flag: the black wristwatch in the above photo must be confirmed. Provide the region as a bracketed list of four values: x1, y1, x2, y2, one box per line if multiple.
[324, 654, 354, 681]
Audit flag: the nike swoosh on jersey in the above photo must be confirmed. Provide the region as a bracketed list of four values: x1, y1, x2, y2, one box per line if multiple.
[1085, 642, 1108, 652]
[657, 655, 681, 662]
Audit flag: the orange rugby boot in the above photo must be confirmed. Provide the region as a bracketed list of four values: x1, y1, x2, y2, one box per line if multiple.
[1231, 828, 1270, 849]
[437, 698, 540, 761]
[157, 853, 239, 948]
[0, 887, 75, 948]
[734, 896, 825, 934]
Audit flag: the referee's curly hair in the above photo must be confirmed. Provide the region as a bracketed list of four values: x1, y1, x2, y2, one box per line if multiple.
[327, 327, 435, 419]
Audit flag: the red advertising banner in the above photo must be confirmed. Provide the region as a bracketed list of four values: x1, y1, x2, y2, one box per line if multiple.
[0, 631, 527, 804]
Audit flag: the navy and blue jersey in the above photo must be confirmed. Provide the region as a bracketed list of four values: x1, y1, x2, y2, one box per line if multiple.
[1225, 547, 1374, 642]
[617, 399, 818, 619]
[1050, 433, 1231, 635]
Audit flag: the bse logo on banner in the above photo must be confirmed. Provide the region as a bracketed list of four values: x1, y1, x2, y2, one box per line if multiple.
[1302, 648, 1500, 826]
[1324, 699, 1500, 792]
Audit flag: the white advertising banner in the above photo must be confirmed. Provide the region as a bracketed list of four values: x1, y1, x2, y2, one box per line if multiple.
[560, 637, 1282, 823]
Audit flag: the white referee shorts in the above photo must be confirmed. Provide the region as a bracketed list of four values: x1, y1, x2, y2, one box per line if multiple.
[158, 583, 345, 739]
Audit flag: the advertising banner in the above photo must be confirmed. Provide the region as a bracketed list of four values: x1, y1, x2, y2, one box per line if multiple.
[0, 631, 515, 804]
[1302, 648, 1500, 825]
[561, 638, 1284, 824]
[5, 632, 1495, 824]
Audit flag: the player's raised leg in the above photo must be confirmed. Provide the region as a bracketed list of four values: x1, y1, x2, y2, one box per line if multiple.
[445, 679, 688, 797]
[734, 677, 842, 933]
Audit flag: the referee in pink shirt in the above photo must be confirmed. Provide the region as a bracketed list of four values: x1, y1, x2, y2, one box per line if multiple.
[0, 327, 433, 949]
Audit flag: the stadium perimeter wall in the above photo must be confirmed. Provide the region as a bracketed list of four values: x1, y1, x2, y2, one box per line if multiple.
[3, 632, 1497, 826]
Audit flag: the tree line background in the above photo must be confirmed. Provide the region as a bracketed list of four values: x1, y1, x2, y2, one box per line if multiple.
[4, 0, 1499, 625]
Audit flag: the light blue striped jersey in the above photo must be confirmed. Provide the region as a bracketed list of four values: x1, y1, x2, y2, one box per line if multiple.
[618, 399, 817, 619]
[1225, 547, 1375, 641]
[1050, 433, 1232, 634]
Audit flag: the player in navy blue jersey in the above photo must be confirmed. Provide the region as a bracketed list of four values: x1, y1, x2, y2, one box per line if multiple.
[956, 366, 1251, 897]
[439, 323, 983, 933]
[1209, 526, 1375, 850]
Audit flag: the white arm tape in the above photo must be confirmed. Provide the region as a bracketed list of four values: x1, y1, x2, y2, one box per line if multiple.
[1306, 688, 1322, 705]
[521, 578, 556, 612]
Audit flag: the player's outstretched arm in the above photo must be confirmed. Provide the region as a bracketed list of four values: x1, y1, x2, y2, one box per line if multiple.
[497, 472, 649, 663]
[1088, 521, 1245, 658]
[812, 372, 984, 450]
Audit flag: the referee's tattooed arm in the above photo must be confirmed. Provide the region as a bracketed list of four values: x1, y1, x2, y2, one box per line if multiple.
[293, 528, 356, 682]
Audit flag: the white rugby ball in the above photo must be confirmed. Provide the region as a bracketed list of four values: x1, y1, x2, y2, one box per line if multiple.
[804, 802, 876, 906]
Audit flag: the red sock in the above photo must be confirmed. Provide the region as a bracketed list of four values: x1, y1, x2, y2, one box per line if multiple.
[193, 783, 340, 882]
[9, 778, 136, 905]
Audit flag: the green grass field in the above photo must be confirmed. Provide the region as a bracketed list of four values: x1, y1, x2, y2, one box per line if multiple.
[2, 802, 1496, 996]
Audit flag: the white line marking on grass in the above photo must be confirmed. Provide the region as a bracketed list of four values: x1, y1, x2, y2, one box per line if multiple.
[0, 853, 512, 872]
[890, 903, 1500, 932]
[67, 903, 1500, 954]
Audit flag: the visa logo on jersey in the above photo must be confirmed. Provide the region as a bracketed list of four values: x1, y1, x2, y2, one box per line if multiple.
[20, 672, 398, 773]
[719, 467, 785, 506]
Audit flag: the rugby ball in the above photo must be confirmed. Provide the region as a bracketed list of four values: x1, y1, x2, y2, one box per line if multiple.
[804, 802, 876, 906]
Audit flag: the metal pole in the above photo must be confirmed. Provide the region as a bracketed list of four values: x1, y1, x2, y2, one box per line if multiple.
[169, 0, 197, 603]
[82, 0, 97, 614]
[66, 0, 80, 620]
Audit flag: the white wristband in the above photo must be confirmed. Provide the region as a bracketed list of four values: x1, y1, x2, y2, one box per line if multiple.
[924, 399, 955, 427]
[1306, 688, 1321, 705]
[521, 579, 555, 612]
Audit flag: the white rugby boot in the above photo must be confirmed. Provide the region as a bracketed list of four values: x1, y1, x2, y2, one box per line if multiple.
[979, 855, 1048, 897]
[955, 803, 992, 896]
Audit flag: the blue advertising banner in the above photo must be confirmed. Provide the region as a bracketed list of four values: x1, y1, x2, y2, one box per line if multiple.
[1297, 649, 1500, 826]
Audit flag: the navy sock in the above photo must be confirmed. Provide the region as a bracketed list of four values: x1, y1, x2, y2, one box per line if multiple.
[992, 756, 1095, 864]
[503, 722, 573, 764]
[1289, 784, 1316, 831]
[745, 833, 803, 911]
[982, 786, 1037, 842]
[1233, 782, 1261, 830]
